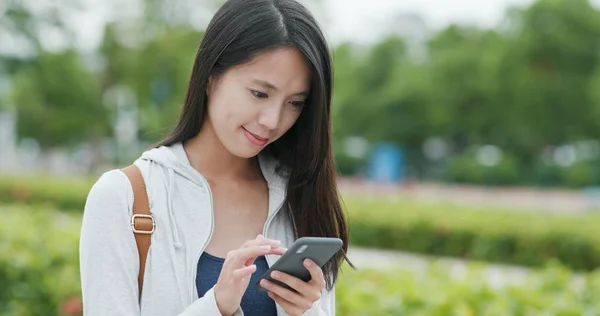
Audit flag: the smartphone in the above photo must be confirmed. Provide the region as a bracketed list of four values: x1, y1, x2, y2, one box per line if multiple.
[255, 236, 343, 292]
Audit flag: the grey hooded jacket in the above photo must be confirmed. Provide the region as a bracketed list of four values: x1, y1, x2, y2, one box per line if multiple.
[79, 142, 335, 315]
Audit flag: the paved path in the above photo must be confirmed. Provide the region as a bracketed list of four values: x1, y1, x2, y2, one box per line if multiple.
[339, 179, 600, 213]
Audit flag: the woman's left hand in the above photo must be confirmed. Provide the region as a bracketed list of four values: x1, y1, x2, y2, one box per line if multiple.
[260, 259, 325, 316]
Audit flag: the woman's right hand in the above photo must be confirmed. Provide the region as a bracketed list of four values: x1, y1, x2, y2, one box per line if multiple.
[214, 234, 286, 315]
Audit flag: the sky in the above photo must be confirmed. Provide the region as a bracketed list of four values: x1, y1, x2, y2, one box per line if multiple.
[6, 0, 600, 53]
[315, 0, 535, 44]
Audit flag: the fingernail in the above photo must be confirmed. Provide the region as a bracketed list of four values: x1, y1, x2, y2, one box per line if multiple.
[304, 259, 313, 267]
[271, 271, 280, 279]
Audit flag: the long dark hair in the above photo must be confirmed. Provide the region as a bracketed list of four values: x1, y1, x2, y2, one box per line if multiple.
[155, 0, 353, 290]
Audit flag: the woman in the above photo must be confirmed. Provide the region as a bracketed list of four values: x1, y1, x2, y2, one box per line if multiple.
[79, 0, 351, 315]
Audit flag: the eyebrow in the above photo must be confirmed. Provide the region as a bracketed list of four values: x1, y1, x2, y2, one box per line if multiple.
[252, 79, 309, 97]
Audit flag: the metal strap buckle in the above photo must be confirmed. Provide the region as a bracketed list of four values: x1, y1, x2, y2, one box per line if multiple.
[131, 214, 155, 235]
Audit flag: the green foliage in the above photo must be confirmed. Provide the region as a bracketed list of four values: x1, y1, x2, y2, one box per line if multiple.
[3, 175, 600, 271]
[346, 196, 600, 271]
[0, 176, 94, 212]
[445, 152, 522, 186]
[10, 50, 108, 149]
[330, 0, 600, 186]
[337, 263, 600, 315]
[334, 151, 365, 176]
[5, 0, 600, 186]
[0, 206, 82, 316]
[4, 205, 600, 315]
[99, 24, 204, 141]
[562, 162, 600, 188]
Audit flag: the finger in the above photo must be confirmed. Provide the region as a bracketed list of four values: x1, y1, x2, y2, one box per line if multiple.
[241, 237, 282, 267]
[267, 291, 309, 316]
[304, 259, 326, 289]
[260, 279, 313, 311]
[244, 245, 287, 266]
[268, 271, 312, 295]
[231, 245, 284, 264]
[233, 264, 257, 278]
[242, 237, 281, 249]
[271, 246, 287, 256]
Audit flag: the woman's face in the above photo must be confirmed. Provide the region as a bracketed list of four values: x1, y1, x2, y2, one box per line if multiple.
[206, 47, 311, 158]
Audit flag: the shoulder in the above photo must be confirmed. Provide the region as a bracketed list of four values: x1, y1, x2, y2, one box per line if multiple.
[88, 169, 131, 198]
[84, 169, 134, 217]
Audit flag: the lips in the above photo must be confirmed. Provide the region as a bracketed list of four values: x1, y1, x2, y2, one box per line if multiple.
[242, 127, 269, 146]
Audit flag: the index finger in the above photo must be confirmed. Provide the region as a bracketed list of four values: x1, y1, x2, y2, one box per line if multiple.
[241, 238, 284, 266]
[303, 259, 325, 289]
[241, 237, 281, 249]
[230, 245, 286, 264]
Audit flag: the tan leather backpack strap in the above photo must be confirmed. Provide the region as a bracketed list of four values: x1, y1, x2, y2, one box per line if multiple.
[121, 164, 154, 300]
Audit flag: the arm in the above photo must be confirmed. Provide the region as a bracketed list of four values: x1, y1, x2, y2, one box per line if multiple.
[79, 170, 141, 315]
[79, 170, 243, 316]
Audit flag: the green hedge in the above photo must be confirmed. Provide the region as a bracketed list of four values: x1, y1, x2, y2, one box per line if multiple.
[337, 263, 600, 315]
[0, 206, 82, 316]
[0, 176, 94, 212]
[347, 196, 600, 271]
[4, 206, 600, 315]
[3, 176, 600, 271]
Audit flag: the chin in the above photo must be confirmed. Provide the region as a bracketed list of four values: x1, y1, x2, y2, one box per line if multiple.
[226, 145, 262, 159]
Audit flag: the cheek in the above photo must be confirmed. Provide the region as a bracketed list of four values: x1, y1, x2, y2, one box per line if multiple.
[209, 91, 249, 126]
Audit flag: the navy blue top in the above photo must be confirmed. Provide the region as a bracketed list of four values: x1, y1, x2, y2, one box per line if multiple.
[196, 252, 277, 315]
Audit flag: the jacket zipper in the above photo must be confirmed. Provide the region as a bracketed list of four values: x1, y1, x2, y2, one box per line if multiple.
[262, 195, 286, 316]
[262, 193, 286, 267]
[190, 174, 215, 301]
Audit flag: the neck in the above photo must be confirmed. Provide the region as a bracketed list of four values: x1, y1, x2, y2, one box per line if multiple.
[183, 122, 260, 181]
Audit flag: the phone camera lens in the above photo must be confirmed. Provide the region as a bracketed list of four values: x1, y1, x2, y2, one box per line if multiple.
[296, 245, 308, 254]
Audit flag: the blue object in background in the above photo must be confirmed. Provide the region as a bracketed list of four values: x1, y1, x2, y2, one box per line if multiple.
[367, 143, 404, 183]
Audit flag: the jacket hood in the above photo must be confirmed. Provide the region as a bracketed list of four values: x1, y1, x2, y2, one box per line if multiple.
[139, 142, 288, 190]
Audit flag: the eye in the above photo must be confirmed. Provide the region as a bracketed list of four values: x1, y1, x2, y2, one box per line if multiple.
[290, 100, 305, 108]
[251, 90, 268, 99]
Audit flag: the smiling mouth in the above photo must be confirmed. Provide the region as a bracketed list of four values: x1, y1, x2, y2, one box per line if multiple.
[242, 127, 269, 146]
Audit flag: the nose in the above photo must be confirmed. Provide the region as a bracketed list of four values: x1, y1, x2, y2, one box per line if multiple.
[257, 102, 282, 131]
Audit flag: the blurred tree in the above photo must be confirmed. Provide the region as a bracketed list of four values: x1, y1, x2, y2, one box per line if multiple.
[99, 23, 204, 142]
[3, 0, 600, 186]
[131, 28, 204, 141]
[426, 26, 506, 152]
[334, 37, 408, 141]
[11, 50, 108, 150]
[498, 0, 600, 159]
